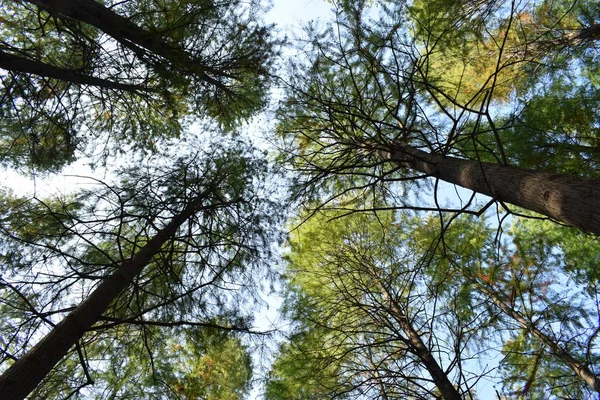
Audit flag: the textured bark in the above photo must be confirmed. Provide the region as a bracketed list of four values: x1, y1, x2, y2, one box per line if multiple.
[543, 23, 600, 50]
[0, 197, 205, 400]
[27, 0, 177, 57]
[566, 23, 600, 44]
[0, 50, 155, 93]
[477, 283, 600, 393]
[387, 296, 462, 400]
[378, 143, 600, 235]
[521, 24, 600, 55]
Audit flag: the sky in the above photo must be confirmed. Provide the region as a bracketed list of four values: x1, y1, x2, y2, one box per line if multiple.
[0, 4, 335, 399]
[256, 2, 502, 398]
[0, 1, 503, 398]
[265, 0, 332, 30]
[0, 0, 334, 198]
[248, 2, 335, 398]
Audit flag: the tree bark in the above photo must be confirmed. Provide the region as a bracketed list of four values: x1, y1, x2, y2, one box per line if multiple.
[0, 196, 206, 400]
[0, 50, 155, 94]
[544, 23, 600, 50]
[377, 143, 600, 235]
[385, 291, 462, 400]
[26, 0, 178, 59]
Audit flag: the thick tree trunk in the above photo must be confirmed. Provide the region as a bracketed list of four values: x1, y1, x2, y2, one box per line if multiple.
[527, 24, 600, 54]
[548, 23, 600, 49]
[0, 50, 155, 94]
[476, 283, 600, 392]
[387, 296, 462, 400]
[0, 197, 205, 400]
[24, 0, 229, 92]
[377, 143, 600, 235]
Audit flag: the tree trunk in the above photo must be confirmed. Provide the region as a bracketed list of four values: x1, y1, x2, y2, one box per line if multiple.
[386, 293, 462, 400]
[27, 0, 178, 59]
[475, 283, 600, 393]
[0, 50, 155, 94]
[377, 143, 600, 235]
[552, 23, 600, 48]
[24, 0, 230, 92]
[0, 196, 206, 400]
[371, 273, 462, 400]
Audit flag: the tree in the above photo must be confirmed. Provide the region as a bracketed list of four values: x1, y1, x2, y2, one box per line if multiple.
[267, 210, 476, 399]
[419, 213, 600, 398]
[269, 0, 600, 397]
[268, 207, 600, 399]
[277, 0, 600, 234]
[0, 140, 280, 398]
[407, 0, 600, 179]
[0, 0, 278, 170]
[454, 82, 600, 179]
[407, 0, 599, 106]
[22, 324, 254, 399]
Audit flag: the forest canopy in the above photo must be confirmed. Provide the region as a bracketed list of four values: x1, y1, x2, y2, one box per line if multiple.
[0, 0, 599, 399]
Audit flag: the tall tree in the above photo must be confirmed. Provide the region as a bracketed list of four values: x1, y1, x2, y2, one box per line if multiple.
[0, 0, 278, 170]
[412, 213, 600, 398]
[407, 0, 599, 107]
[0, 140, 280, 398]
[29, 325, 254, 399]
[269, 208, 600, 399]
[270, 0, 600, 397]
[267, 210, 476, 399]
[277, 0, 600, 234]
[454, 82, 600, 179]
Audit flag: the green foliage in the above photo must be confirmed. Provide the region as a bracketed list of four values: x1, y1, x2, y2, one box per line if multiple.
[266, 329, 347, 399]
[505, 86, 600, 176]
[408, 0, 506, 105]
[1, 0, 600, 397]
[408, 0, 600, 108]
[267, 209, 483, 398]
[434, 214, 600, 399]
[453, 72, 600, 176]
[0, 140, 281, 397]
[34, 326, 253, 400]
[276, 8, 431, 209]
[24, 323, 253, 400]
[269, 204, 600, 398]
[499, 331, 594, 399]
[509, 216, 600, 287]
[273, 0, 600, 397]
[0, 0, 278, 171]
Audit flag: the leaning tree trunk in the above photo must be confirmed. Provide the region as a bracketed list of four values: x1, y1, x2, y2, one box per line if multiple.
[0, 50, 154, 94]
[26, 0, 183, 60]
[0, 197, 206, 400]
[377, 143, 600, 235]
[368, 266, 462, 400]
[544, 23, 600, 50]
[24, 0, 229, 92]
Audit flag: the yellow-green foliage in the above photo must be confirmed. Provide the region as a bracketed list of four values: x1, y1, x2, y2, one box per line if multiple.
[409, 0, 589, 108]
